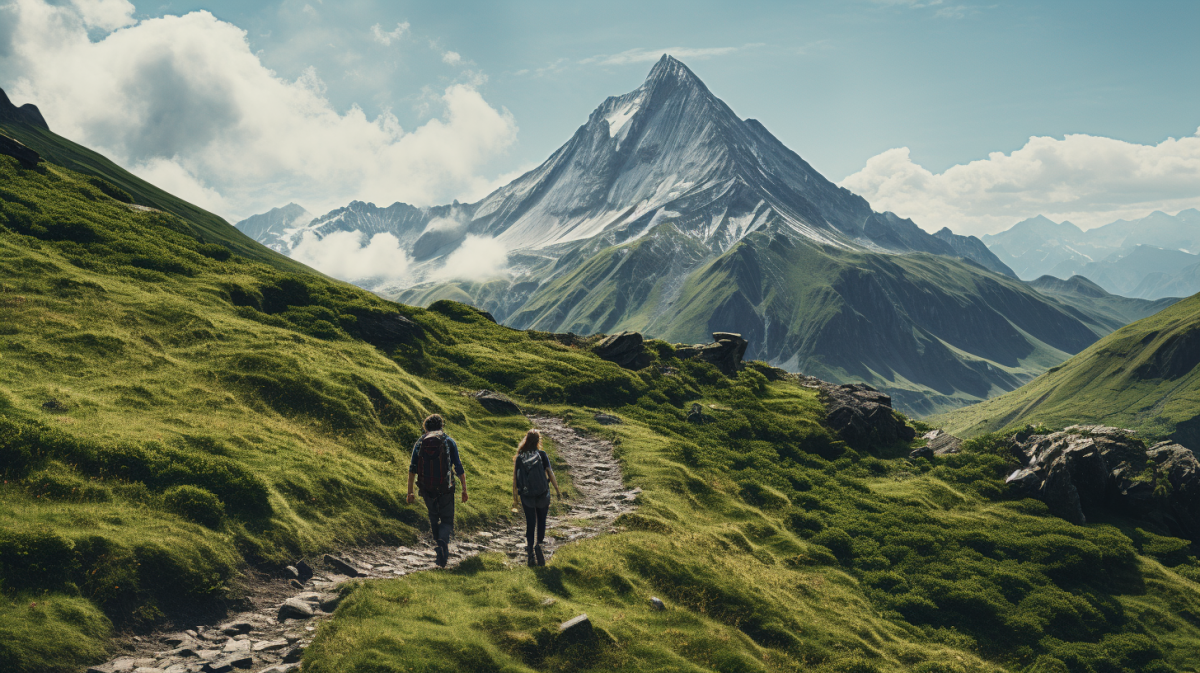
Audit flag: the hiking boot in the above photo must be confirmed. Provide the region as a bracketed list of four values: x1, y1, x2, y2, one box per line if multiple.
[534, 545, 546, 567]
[435, 543, 448, 568]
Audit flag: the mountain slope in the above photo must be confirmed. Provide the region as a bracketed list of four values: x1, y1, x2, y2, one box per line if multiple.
[0, 87, 308, 273]
[931, 291, 1200, 444]
[1029, 274, 1181, 334]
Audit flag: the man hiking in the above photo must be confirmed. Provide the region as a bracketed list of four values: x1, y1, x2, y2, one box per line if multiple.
[407, 414, 468, 568]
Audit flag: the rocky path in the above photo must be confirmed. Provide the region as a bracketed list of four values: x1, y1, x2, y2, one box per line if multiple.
[86, 415, 637, 673]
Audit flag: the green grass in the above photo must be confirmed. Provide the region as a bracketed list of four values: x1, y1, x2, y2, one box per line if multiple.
[3, 150, 1200, 672]
[930, 292, 1200, 442]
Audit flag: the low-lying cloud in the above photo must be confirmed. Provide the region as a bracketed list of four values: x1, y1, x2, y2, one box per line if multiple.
[291, 230, 411, 282]
[840, 128, 1200, 235]
[0, 0, 517, 222]
[433, 235, 508, 282]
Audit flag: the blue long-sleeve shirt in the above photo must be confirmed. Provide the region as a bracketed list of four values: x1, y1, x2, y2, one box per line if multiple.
[409, 432, 465, 476]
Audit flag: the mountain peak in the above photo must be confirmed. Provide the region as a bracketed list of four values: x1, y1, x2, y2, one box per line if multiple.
[0, 87, 50, 131]
[643, 54, 704, 90]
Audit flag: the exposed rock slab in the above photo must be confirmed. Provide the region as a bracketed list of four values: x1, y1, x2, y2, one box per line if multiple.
[473, 390, 522, 415]
[593, 331, 651, 370]
[815, 382, 915, 448]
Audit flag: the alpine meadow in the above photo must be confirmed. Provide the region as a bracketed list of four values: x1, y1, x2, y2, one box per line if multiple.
[4, 4, 1200, 673]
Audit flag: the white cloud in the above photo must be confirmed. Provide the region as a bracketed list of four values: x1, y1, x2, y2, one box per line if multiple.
[1, 2, 516, 221]
[441, 50, 461, 65]
[433, 234, 508, 281]
[69, 0, 134, 31]
[581, 45, 758, 66]
[291, 230, 410, 281]
[840, 129, 1200, 235]
[370, 21, 409, 46]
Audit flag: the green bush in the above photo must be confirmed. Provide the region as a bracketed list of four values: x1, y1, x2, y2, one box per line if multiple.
[163, 485, 225, 528]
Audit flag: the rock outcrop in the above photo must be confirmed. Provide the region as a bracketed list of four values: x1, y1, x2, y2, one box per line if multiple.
[813, 382, 915, 448]
[473, 390, 522, 415]
[593, 331, 651, 370]
[1005, 425, 1200, 534]
[674, 332, 749, 376]
[354, 311, 424, 350]
[0, 134, 41, 168]
[922, 429, 962, 456]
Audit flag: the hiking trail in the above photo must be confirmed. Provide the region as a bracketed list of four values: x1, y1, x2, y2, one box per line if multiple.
[86, 415, 638, 673]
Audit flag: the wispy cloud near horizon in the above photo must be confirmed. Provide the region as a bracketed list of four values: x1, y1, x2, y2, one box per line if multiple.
[580, 44, 762, 66]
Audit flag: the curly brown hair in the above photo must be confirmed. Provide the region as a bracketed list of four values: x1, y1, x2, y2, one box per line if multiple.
[423, 414, 444, 432]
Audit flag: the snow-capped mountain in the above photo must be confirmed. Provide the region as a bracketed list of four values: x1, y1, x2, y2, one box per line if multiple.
[236, 56, 1169, 416]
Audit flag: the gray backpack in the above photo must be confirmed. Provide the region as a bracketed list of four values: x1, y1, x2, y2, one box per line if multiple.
[517, 451, 549, 497]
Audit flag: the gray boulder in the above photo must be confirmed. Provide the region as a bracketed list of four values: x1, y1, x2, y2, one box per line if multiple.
[0, 134, 41, 169]
[473, 390, 522, 415]
[322, 554, 362, 577]
[674, 332, 749, 376]
[1006, 425, 1200, 533]
[594, 413, 621, 425]
[922, 429, 963, 456]
[820, 383, 915, 449]
[594, 331, 651, 370]
[277, 598, 313, 621]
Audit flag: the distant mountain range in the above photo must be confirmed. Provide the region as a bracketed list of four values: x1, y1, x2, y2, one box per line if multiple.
[234, 57, 1169, 416]
[984, 209, 1200, 299]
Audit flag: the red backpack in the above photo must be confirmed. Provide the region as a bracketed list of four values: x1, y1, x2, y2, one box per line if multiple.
[416, 432, 453, 496]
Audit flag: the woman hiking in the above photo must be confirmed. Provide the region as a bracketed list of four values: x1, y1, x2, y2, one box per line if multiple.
[512, 429, 561, 566]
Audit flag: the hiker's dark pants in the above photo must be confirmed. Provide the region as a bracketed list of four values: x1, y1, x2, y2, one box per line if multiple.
[423, 492, 455, 549]
[521, 492, 551, 548]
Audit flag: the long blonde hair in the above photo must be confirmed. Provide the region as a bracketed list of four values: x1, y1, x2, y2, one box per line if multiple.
[517, 429, 541, 454]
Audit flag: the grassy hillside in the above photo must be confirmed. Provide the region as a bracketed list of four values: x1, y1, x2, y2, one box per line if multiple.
[1028, 275, 1180, 336]
[930, 292, 1200, 443]
[3, 153, 1200, 673]
[0, 119, 309, 273]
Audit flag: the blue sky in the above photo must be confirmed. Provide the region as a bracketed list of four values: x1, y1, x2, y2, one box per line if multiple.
[3, 0, 1198, 232]
[139, 0, 1200, 180]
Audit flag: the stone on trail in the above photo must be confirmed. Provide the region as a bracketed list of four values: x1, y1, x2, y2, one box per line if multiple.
[253, 639, 290, 652]
[294, 560, 314, 583]
[288, 579, 304, 590]
[318, 593, 344, 612]
[277, 597, 314, 621]
[323, 554, 362, 577]
[223, 639, 252, 653]
[220, 622, 255, 636]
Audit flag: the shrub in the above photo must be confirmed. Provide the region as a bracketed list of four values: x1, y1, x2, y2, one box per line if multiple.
[163, 485, 225, 528]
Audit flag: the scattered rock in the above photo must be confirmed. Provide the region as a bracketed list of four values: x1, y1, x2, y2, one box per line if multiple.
[473, 390, 522, 415]
[593, 331, 651, 370]
[323, 554, 362, 577]
[558, 613, 594, 642]
[908, 445, 934, 460]
[820, 383, 915, 449]
[922, 429, 963, 456]
[354, 311, 424, 351]
[318, 593, 344, 613]
[649, 597, 665, 611]
[686, 403, 710, 425]
[223, 639, 252, 653]
[594, 413, 621, 425]
[282, 644, 305, 663]
[41, 398, 68, 412]
[294, 560, 314, 583]
[252, 639, 289, 653]
[541, 597, 556, 607]
[219, 622, 254, 636]
[258, 666, 301, 673]
[674, 332, 749, 376]
[284, 566, 300, 581]
[288, 579, 303, 590]
[162, 634, 192, 647]
[0, 133, 41, 169]
[277, 598, 314, 621]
